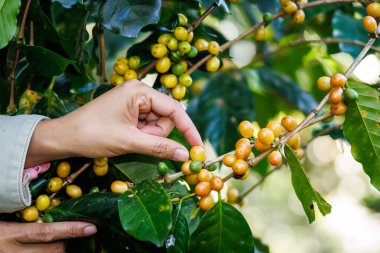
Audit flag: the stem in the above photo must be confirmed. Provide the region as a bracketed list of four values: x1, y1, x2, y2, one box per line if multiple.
[171, 193, 196, 203]
[301, 0, 358, 8]
[99, 26, 106, 84]
[29, 21, 34, 46]
[240, 167, 280, 199]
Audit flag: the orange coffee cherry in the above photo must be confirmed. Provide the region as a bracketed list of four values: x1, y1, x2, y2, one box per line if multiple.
[195, 182, 212, 197]
[211, 176, 224, 192]
[268, 151, 282, 166]
[222, 154, 237, 167]
[232, 159, 249, 176]
[330, 73, 346, 88]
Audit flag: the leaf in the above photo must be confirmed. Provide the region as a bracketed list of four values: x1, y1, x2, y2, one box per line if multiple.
[118, 180, 172, 247]
[22, 45, 75, 77]
[284, 145, 332, 223]
[253, 236, 270, 253]
[0, 0, 21, 49]
[189, 201, 254, 252]
[51, 0, 83, 8]
[166, 211, 189, 253]
[18, 89, 42, 114]
[29, 178, 48, 198]
[343, 82, 380, 190]
[97, 0, 162, 37]
[34, 88, 68, 118]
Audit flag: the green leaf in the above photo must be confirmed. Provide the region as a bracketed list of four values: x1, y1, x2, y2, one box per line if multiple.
[0, 0, 21, 49]
[22, 45, 75, 77]
[284, 145, 332, 223]
[118, 180, 172, 247]
[51, 0, 83, 8]
[34, 87, 68, 118]
[18, 89, 42, 115]
[166, 210, 189, 253]
[343, 82, 380, 190]
[29, 178, 48, 198]
[189, 201, 254, 252]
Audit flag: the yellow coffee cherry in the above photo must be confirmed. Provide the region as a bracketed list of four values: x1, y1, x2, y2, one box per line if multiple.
[163, 74, 178, 88]
[167, 38, 178, 51]
[151, 44, 168, 58]
[206, 56, 220, 72]
[293, 10, 305, 24]
[190, 146, 206, 162]
[156, 57, 171, 73]
[128, 56, 140, 70]
[110, 73, 118, 85]
[171, 84, 186, 100]
[255, 26, 267, 41]
[66, 184, 82, 198]
[111, 181, 129, 194]
[124, 69, 138, 80]
[208, 41, 220, 55]
[362, 16, 378, 33]
[178, 13, 188, 26]
[158, 34, 172, 46]
[283, 1, 298, 14]
[47, 177, 63, 193]
[93, 164, 108, 176]
[114, 76, 125, 86]
[174, 27, 188, 41]
[366, 2, 380, 18]
[94, 157, 108, 166]
[186, 31, 194, 43]
[50, 198, 61, 208]
[179, 74, 193, 87]
[36, 195, 50, 211]
[114, 61, 129, 75]
[279, 0, 290, 5]
[117, 57, 128, 65]
[56, 162, 71, 178]
[194, 38, 209, 52]
[22, 206, 39, 222]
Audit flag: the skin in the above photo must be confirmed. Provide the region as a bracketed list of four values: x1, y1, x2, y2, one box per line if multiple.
[13, 80, 203, 252]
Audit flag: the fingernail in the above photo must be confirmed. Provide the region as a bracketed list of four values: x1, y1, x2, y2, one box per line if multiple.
[173, 148, 189, 162]
[83, 225, 97, 235]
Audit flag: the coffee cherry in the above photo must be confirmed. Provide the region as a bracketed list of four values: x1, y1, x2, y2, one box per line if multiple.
[36, 195, 50, 211]
[181, 161, 193, 175]
[366, 3, 380, 18]
[23, 206, 39, 222]
[158, 34, 172, 46]
[157, 162, 169, 174]
[124, 69, 138, 80]
[151, 44, 168, 58]
[266, 121, 282, 137]
[297, 0, 308, 4]
[263, 12, 273, 23]
[362, 16, 378, 33]
[57, 162, 71, 178]
[286, 134, 301, 150]
[172, 63, 186, 76]
[232, 159, 248, 176]
[156, 57, 171, 73]
[50, 198, 61, 208]
[190, 161, 203, 173]
[235, 145, 251, 159]
[280, 0, 290, 5]
[197, 169, 212, 182]
[255, 26, 267, 41]
[227, 188, 239, 203]
[117, 57, 128, 65]
[187, 46, 198, 58]
[128, 56, 140, 70]
[42, 213, 54, 223]
[283, 1, 298, 14]
[293, 10, 305, 24]
[178, 13, 188, 26]
[207, 163, 218, 171]
[258, 128, 275, 145]
[167, 38, 179, 51]
[294, 148, 305, 159]
[110, 73, 118, 85]
[254, 139, 270, 152]
[187, 32, 194, 43]
[330, 73, 346, 88]
[93, 164, 108, 176]
[328, 87, 343, 105]
[114, 76, 125, 86]
[174, 27, 188, 41]
[199, 195, 214, 211]
[194, 39, 209, 51]
[179, 74, 193, 87]
[170, 51, 182, 62]
[208, 41, 220, 55]
[171, 84, 186, 100]
[330, 102, 347, 116]
[222, 154, 237, 167]
[48, 177, 63, 193]
[235, 138, 251, 149]
[344, 88, 358, 104]
[190, 146, 206, 162]
[238, 120, 254, 138]
[66, 184, 82, 198]
[89, 186, 100, 194]
[111, 181, 129, 194]
[114, 61, 129, 75]
[240, 170, 249, 180]
[163, 74, 178, 88]
[94, 157, 108, 166]
[195, 182, 211, 197]
[211, 176, 224, 191]
[268, 151, 282, 166]
[185, 174, 199, 185]
[281, 116, 298, 131]
[206, 56, 221, 72]
[178, 41, 191, 54]
[317, 76, 332, 91]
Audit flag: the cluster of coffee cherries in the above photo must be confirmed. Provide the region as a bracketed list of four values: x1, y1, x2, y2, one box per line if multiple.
[280, 0, 307, 24]
[362, 2, 380, 33]
[110, 56, 141, 86]
[317, 73, 358, 116]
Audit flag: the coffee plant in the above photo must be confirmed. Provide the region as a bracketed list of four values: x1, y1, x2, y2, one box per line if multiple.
[0, 0, 379, 252]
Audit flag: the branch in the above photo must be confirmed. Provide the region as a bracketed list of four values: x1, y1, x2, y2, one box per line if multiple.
[99, 26, 106, 84]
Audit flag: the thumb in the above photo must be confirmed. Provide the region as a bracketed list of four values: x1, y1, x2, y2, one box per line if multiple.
[132, 131, 189, 162]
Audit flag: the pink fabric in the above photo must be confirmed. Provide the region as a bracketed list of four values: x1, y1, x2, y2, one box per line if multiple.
[23, 163, 51, 186]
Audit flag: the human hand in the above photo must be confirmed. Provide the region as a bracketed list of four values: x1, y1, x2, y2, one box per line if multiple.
[0, 221, 96, 253]
[26, 80, 202, 167]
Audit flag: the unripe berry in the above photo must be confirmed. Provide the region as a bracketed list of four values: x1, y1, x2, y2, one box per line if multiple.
[128, 56, 140, 70]
[330, 102, 347, 116]
[157, 162, 169, 174]
[50, 198, 61, 208]
[263, 12, 273, 23]
[317, 76, 331, 91]
[222, 154, 237, 167]
[178, 13, 188, 26]
[266, 121, 282, 137]
[344, 88, 358, 104]
[178, 41, 191, 54]
[195, 182, 211, 197]
[238, 120, 254, 138]
[330, 73, 346, 88]
[190, 146, 206, 162]
[179, 74, 193, 87]
[281, 116, 298, 131]
[207, 163, 218, 171]
[255, 26, 267, 41]
[258, 128, 275, 145]
[268, 151, 282, 166]
[199, 195, 214, 211]
[172, 63, 186, 76]
[190, 161, 203, 173]
[232, 159, 249, 176]
[158, 34, 172, 46]
[187, 46, 198, 58]
[211, 176, 224, 191]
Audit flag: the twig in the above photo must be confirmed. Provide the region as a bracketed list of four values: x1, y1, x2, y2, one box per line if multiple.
[99, 26, 106, 84]
[171, 192, 196, 203]
[29, 21, 34, 46]
[240, 167, 281, 199]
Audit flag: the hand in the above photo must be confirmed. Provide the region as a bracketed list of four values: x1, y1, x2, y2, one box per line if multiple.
[26, 80, 202, 167]
[0, 221, 96, 253]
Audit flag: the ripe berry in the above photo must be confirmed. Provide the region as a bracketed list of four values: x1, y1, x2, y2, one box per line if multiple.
[124, 69, 138, 80]
[179, 74, 193, 87]
[366, 2, 380, 18]
[211, 176, 224, 191]
[330, 73, 346, 88]
[187, 46, 198, 58]
[93, 164, 108, 176]
[197, 169, 212, 182]
[293, 10, 305, 24]
[279, 0, 290, 5]
[235, 138, 251, 149]
[172, 63, 186, 76]
[57, 162, 71, 178]
[22, 206, 39, 222]
[317, 76, 331, 91]
[114, 76, 125, 86]
[50, 198, 61, 208]
[174, 27, 188, 41]
[163, 74, 178, 88]
[194, 39, 209, 51]
[266, 121, 282, 137]
[178, 13, 188, 26]
[195, 182, 211, 197]
[185, 174, 199, 185]
[111, 181, 129, 194]
[254, 139, 270, 152]
[232, 159, 249, 176]
[181, 161, 193, 175]
[281, 116, 298, 131]
[114, 61, 129, 75]
[128, 56, 140, 70]
[344, 88, 358, 104]
[206, 56, 221, 72]
[156, 57, 171, 73]
[235, 145, 251, 159]
[158, 34, 172, 46]
[151, 44, 168, 58]
[227, 188, 239, 203]
[157, 162, 169, 174]
[208, 41, 220, 55]
[255, 26, 267, 41]
[238, 120, 254, 138]
[171, 84, 186, 100]
[187, 31, 194, 43]
[287, 134, 301, 150]
[178, 41, 191, 54]
[48, 177, 63, 193]
[362, 16, 378, 33]
[117, 57, 128, 65]
[283, 1, 298, 14]
[167, 38, 178, 51]
[94, 157, 108, 166]
[297, 0, 308, 4]
[190, 146, 206, 162]
[328, 87, 343, 105]
[199, 195, 214, 211]
[222, 154, 237, 167]
[190, 161, 203, 173]
[263, 12, 273, 23]
[36, 195, 50, 211]
[258, 128, 275, 145]
[66, 184, 82, 198]
[268, 151, 282, 166]
[240, 170, 249, 180]
[330, 102, 347, 116]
